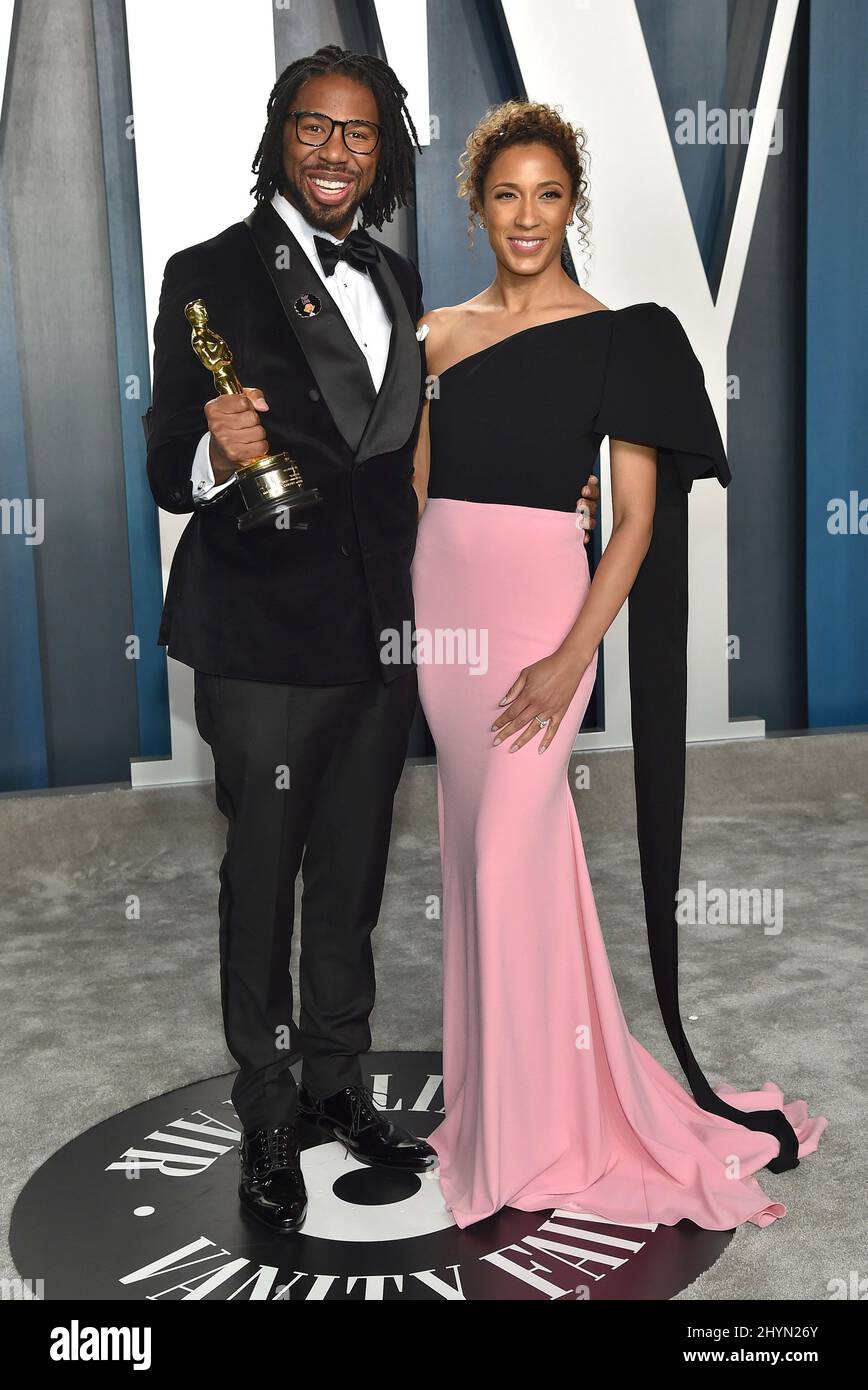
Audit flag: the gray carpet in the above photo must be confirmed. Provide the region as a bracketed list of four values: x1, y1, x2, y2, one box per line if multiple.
[1, 731, 865, 1300]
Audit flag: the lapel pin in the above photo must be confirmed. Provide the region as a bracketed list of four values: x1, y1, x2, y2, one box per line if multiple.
[294, 293, 322, 318]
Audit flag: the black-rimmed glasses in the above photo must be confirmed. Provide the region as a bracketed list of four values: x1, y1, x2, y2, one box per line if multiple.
[287, 110, 382, 155]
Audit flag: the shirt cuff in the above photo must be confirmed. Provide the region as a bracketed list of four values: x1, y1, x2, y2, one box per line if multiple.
[191, 431, 235, 502]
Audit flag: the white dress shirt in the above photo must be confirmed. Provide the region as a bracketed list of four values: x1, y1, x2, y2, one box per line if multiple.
[191, 190, 393, 501]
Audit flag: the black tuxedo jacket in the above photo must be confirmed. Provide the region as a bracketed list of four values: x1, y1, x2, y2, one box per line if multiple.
[144, 200, 425, 685]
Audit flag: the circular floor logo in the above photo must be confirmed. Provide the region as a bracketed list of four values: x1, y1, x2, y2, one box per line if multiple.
[10, 1053, 731, 1301]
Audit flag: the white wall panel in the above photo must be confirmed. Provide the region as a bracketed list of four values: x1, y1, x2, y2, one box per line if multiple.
[125, 0, 277, 785]
[500, 0, 798, 746]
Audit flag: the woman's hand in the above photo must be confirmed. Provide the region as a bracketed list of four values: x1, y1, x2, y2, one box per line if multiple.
[577, 473, 600, 546]
[491, 646, 595, 754]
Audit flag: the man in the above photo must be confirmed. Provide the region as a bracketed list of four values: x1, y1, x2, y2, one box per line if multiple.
[145, 45, 600, 1234]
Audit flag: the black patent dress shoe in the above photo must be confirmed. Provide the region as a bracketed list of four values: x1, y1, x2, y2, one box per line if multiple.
[238, 1125, 307, 1234]
[298, 1083, 437, 1172]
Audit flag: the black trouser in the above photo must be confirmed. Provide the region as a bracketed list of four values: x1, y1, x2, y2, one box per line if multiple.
[194, 668, 418, 1132]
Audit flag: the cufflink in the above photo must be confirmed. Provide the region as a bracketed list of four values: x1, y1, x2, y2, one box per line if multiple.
[416, 323, 429, 342]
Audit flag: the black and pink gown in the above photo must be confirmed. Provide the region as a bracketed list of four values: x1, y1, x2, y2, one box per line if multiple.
[411, 305, 826, 1231]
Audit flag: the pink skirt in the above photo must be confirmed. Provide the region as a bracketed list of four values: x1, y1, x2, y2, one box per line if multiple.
[411, 497, 827, 1231]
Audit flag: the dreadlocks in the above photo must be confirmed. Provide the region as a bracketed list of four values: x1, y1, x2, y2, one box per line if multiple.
[250, 45, 421, 231]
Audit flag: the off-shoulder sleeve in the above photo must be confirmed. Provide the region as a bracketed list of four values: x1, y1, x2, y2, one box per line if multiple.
[602, 303, 799, 1172]
[593, 303, 731, 492]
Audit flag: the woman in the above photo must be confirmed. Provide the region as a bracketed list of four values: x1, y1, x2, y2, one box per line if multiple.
[410, 101, 826, 1231]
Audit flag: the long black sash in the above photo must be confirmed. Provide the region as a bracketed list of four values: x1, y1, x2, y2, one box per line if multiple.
[627, 452, 799, 1172]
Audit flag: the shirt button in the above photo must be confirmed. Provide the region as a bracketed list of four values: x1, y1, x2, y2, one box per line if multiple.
[340, 543, 352, 557]
[308, 388, 320, 401]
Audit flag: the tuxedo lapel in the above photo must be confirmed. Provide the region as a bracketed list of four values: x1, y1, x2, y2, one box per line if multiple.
[244, 201, 376, 454]
[354, 251, 424, 463]
[244, 201, 423, 463]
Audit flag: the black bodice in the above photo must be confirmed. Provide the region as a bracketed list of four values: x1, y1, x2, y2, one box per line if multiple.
[426, 302, 731, 508]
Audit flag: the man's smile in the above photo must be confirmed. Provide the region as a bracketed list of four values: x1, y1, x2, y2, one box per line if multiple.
[303, 168, 358, 207]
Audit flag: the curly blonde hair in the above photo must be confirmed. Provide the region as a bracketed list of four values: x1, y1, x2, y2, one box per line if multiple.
[457, 99, 592, 276]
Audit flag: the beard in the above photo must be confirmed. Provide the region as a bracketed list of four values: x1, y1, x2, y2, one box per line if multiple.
[278, 166, 365, 234]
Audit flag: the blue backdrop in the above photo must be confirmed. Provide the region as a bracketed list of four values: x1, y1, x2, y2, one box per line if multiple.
[0, 0, 864, 792]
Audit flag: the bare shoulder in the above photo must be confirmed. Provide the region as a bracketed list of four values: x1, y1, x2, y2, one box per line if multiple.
[575, 289, 609, 314]
[416, 302, 474, 376]
[416, 304, 463, 335]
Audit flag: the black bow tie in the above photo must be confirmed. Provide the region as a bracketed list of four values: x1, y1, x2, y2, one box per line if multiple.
[314, 228, 380, 278]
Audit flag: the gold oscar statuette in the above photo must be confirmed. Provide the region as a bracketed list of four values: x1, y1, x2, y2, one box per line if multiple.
[185, 298, 322, 532]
